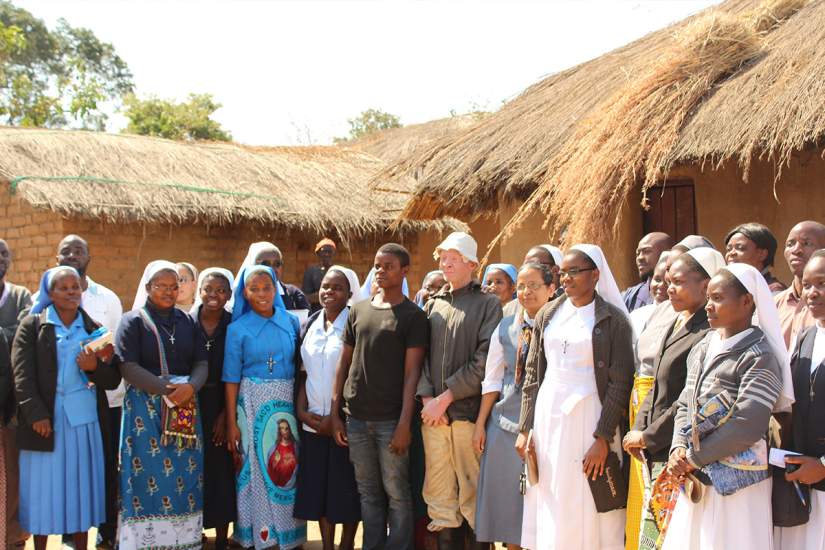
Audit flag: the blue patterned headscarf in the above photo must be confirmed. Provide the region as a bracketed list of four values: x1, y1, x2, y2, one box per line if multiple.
[482, 263, 518, 286]
[232, 265, 286, 321]
[30, 266, 81, 315]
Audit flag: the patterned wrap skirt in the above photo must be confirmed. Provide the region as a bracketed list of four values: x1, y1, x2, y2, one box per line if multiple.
[626, 375, 654, 550]
[118, 387, 203, 550]
[233, 377, 306, 550]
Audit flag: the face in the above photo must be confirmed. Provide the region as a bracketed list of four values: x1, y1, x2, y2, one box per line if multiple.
[483, 268, 516, 306]
[316, 245, 335, 267]
[636, 235, 667, 279]
[524, 247, 552, 268]
[705, 275, 753, 330]
[147, 270, 179, 309]
[666, 258, 708, 314]
[278, 420, 292, 441]
[319, 271, 349, 313]
[199, 274, 231, 312]
[374, 252, 407, 290]
[559, 252, 598, 303]
[516, 267, 554, 316]
[725, 233, 768, 269]
[56, 238, 90, 276]
[49, 272, 82, 311]
[255, 250, 283, 280]
[244, 272, 276, 316]
[0, 241, 10, 279]
[802, 256, 825, 321]
[176, 266, 197, 305]
[785, 223, 825, 278]
[650, 261, 669, 304]
[439, 249, 476, 286]
[420, 273, 447, 302]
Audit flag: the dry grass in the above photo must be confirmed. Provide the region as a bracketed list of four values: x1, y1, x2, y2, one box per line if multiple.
[503, 10, 759, 245]
[0, 127, 461, 244]
[392, 0, 818, 246]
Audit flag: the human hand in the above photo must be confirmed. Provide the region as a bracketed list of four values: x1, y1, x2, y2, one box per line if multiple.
[389, 423, 412, 455]
[472, 422, 487, 454]
[212, 409, 227, 446]
[94, 343, 115, 364]
[667, 447, 695, 478]
[332, 414, 348, 447]
[76, 348, 98, 372]
[317, 415, 334, 437]
[622, 430, 646, 460]
[785, 455, 825, 485]
[165, 383, 195, 407]
[32, 418, 52, 438]
[515, 431, 533, 460]
[583, 437, 609, 480]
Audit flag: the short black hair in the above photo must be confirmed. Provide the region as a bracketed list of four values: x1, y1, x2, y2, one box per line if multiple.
[717, 268, 750, 298]
[724, 223, 778, 268]
[201, 272, 231, 290]
[377, 243, 411, 267]
[519, 262, 554, 286]
[568, 249, 597, 270]
[672, 254, 710, 280]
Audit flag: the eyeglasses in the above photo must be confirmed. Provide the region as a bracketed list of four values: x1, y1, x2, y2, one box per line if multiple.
[559, 267, 596, 278]
[516, 282, 547, 292]
[151, 284, 179, 293]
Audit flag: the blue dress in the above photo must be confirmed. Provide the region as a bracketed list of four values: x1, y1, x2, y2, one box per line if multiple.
[222, 310, 306, 550]
[19, 305, 105, 535]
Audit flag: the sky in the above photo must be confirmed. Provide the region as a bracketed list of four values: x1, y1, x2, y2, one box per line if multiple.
[16, 0, 721, 146]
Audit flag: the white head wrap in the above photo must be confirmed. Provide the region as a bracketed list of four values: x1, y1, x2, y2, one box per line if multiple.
[676, 235, 715, 251]
[327, 265, 363, 306]
[235, 241, 286, 294]
[131, 260, 179, 311]
[177, 262, 198, 283]
[725, 262, 794, 412]
[190, 267, 235, 313]
[540, 244, 564, 266]
[685, 248, 726, 278]
[570, 244, 629, 317]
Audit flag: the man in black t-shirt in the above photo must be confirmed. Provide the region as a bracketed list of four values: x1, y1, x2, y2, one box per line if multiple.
[331, 243, 428, 550]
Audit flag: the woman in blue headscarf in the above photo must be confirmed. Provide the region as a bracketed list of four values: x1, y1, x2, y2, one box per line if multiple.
[13, 266, 120, 550]
[482, 263, 519, 308]
[223, 265, 306, 550]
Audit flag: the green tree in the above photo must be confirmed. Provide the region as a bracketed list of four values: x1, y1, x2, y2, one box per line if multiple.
[0, 1, 134, 129]
[122, 93, 232, 142]
[335, 108, 401, 142]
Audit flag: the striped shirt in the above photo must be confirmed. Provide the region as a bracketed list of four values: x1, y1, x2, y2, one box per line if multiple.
[672, 327, 782, 468]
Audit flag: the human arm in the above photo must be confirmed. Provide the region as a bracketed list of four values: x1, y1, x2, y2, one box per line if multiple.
[11, 316, 49, 427]
[390, 345, 424, 455]
[473, 322, 505, 453]
[686, 353, 782, 468]
[0, 333, 11, 418]
[330, 343, 354, 447]
[3, 288, 32, 342]
[296, 371, 322, 433]
[224, 382, 241, 454]
[594, 311, 635, 441]
[474, 393, 498, 454]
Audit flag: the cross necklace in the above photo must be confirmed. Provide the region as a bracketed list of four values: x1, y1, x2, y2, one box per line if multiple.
[267, 354, 276, 374]
[205, 339, 214, 351]
[160, 324, 176, 346]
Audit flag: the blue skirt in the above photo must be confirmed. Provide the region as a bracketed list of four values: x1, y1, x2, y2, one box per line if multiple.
[19, 394, 106, 535]
[118, 387, 203, 550]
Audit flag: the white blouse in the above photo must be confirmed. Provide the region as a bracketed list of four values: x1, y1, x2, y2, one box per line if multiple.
[481, 310, 534, 395]
[300, 308, 349, 432]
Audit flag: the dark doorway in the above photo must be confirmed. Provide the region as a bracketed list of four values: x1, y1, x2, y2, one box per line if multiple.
[642, 180, 697, 241]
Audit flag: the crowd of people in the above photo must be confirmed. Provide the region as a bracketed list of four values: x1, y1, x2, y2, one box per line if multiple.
[0, 220, 824, 550]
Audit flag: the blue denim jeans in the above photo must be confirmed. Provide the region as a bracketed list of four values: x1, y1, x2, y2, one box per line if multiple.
[346, 417, 413, 550]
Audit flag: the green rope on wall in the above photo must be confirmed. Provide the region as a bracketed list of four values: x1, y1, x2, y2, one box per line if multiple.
[9, 175, 289, 206]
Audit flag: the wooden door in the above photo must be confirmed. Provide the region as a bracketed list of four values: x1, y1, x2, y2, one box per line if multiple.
[643, 179, 696, 241]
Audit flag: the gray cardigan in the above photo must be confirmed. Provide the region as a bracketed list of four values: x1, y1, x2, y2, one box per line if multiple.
[672, 328, 782, 468]
[518, 293, 635, 442]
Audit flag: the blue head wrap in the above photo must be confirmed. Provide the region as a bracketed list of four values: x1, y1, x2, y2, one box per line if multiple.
[482, 263, 518, 286]
[31, 266, 81, 315]
[232, 265, 286, 321]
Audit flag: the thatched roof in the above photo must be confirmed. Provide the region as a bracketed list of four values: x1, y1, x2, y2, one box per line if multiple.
[392, 0, 820, 243]
[346, 114, 484, 167]
[0, 127, 460, 239]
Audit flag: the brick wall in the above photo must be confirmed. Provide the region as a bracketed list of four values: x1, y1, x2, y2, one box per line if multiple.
[0, 192, 438, 307]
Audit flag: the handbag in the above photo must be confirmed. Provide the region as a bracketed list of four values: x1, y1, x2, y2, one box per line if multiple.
[587, 451, 628, 513]
[139, 308, 199, 449]
[771, 466, 811, 527]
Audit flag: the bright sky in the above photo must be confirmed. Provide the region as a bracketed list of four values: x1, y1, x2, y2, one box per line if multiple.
[16, 0, 720, 146]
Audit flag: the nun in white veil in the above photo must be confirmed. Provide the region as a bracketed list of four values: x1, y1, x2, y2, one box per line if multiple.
[519, 244, 635, 550]
[662, 262, 791, 550]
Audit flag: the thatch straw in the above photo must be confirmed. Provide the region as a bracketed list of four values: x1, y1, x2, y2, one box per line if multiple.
[392, 0, 820, 228]
[501, 10, 760, 245]
[0, 127, 461, 242]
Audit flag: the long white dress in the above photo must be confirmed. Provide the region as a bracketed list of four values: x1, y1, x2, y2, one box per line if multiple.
[521, 300, 624, 550]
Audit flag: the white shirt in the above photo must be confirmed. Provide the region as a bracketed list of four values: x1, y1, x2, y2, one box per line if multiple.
[703, 328, 754, 369]
[83, 277, 124, 407]
[300, 308, 349, 432]
[481, 310, 534, 395]
[811, 325, 825, 373]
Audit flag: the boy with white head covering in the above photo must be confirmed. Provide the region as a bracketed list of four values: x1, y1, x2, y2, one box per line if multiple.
[417, 232, 502, 548]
